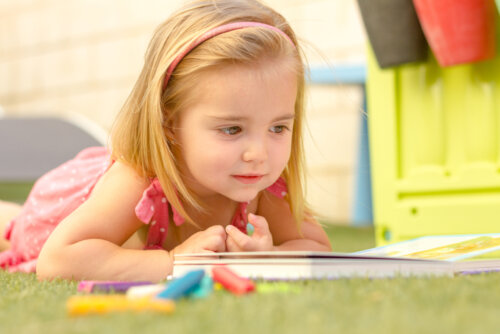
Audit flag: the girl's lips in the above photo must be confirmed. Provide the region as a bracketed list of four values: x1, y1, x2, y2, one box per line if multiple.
[232, 175, 263, 184]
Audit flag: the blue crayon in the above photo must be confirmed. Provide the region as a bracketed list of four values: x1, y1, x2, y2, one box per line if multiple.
[246, 223, 255, 236]
[156, 269, 205, 300]
[190, 275, 214, 299]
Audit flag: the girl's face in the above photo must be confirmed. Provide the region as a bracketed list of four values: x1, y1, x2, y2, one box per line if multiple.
[173, 58, 297, 203]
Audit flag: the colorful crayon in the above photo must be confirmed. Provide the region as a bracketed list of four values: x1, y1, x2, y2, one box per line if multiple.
[126, 284, 167, 299]
[189, 275, 214, 299]
[156, 269, 205, 300]
[212, 265, 255, 295]
[246, 223, 255, 236]
[77, 280, 153, 293]
[67, 295, 175, 316]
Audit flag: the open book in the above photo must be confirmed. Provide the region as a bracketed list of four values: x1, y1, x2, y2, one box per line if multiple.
[173, 234, 500, 280]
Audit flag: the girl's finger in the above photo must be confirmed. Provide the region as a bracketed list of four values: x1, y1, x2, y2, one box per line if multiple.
[225, 235, 241, 252]
[225, 225, 252, 250]
[205, 225, 227, 238]
[247, 213, 270, 236]
[205, 234, 227, 252]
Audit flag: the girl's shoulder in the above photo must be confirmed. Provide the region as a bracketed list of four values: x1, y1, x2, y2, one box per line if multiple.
[100, 164, 178, 229]
[92, 161, 151, 200]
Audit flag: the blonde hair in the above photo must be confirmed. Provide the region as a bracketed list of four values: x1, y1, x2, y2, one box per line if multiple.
[110, 0, 311, 231]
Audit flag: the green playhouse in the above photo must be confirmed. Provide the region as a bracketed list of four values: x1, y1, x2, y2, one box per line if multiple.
[367, 17, 500, 246]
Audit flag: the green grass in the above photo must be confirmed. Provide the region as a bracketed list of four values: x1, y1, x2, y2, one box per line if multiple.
[325, 223, 376, 252]
[0, 182, 35, 204]
[2, 225, 500, 334]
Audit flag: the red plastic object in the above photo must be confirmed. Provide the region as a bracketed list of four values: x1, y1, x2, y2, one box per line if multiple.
[212, 265, 255, 295]
[412, 0, 496, 66]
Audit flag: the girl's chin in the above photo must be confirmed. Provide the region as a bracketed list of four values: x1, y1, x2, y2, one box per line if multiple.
[226, 191, 260, 203]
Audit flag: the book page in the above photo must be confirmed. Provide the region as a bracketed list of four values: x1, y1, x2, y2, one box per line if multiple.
[357, 234, 500, 261]
[406, 236, 500, 260]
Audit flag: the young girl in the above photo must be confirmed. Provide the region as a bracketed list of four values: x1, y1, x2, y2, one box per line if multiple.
[0, 0, 331, 281]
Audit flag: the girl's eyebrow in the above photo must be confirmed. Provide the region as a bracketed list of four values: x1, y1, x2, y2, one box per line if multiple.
[207, 113, 295, 122]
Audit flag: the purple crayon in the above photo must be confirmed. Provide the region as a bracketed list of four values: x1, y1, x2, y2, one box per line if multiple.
[78, 281, 153, 293]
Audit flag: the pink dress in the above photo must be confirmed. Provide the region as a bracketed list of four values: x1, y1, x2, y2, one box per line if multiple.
[0, 147, 288, 273]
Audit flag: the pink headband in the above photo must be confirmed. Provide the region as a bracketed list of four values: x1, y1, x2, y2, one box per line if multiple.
[162, 21, 295, 90]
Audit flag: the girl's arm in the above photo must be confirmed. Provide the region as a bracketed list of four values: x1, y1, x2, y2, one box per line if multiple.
[36, 162, 172, 282]
[258, 191, 332, 252]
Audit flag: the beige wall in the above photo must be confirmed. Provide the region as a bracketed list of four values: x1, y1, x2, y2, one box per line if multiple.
[0, 0, 367, 223]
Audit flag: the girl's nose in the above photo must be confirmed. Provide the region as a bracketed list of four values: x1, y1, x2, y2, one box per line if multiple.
[242, 139, 268, 163]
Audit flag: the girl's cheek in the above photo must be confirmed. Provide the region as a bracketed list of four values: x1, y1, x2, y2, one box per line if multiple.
[274, 140, 292, 160]
[201, 148, 236, 170]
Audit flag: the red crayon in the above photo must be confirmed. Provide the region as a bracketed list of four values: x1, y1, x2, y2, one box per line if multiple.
[212, 265, 255, 295]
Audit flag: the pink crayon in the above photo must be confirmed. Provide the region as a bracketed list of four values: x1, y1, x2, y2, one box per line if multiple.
[212, 265, 255, 295]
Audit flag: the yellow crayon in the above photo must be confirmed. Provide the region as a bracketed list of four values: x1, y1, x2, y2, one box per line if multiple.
[67, 295, 175, 316]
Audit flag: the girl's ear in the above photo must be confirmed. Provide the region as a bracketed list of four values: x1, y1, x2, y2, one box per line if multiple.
[164, 123, 176, 144]
[164, 122, 175, 140]
[163, 115, 179, 146]
[162, 107, 174, 137]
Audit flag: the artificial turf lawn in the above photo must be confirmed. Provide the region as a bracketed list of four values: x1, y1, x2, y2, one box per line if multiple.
[1, 225, 500, 334]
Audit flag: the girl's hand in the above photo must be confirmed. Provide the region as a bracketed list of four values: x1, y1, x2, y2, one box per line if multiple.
[225, 213, 274, 252]
[171, 225, 227, 258]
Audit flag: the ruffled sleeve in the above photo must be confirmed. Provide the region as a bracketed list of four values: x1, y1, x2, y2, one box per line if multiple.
[135, 179, 185, 249]
[265, 176, 288, 198]
[135, 179, 169, 249]
[135, 179, 165, 224]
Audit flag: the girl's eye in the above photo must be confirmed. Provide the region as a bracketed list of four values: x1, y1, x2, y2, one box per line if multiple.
[270, 125, 288, 134]
[220, 126, 241, 135]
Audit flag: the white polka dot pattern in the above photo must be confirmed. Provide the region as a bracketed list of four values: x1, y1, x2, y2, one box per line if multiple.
[0, 147, 110, 272]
